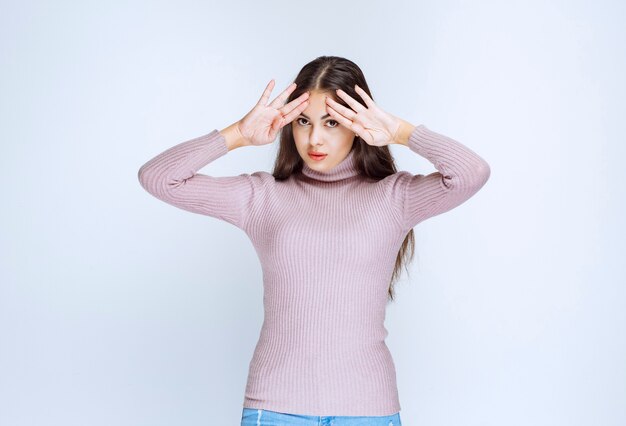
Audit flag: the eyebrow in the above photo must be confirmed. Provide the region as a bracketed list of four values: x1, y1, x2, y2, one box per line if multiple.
[299, 112, 331, 120]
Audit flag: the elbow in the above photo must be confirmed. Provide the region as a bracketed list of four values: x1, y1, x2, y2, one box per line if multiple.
[448, 160, 490, 193]
[137, 163, 152, 192]
[137, 163, 169, 197]
[467, 160, 491, 192]
[476, 160, 491, 186]
[137, 165, 146, 186]
[138, 167, 186, 202]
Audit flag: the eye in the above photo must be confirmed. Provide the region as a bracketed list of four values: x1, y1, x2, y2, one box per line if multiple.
[296, 118, 339, 128]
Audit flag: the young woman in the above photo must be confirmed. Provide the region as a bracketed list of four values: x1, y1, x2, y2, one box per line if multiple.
[138, 56, 491, 426]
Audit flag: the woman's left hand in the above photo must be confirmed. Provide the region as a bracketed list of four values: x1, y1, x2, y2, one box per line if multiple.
[325, 85, 403, 147]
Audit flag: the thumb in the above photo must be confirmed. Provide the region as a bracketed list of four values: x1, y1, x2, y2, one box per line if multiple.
[272, 116, 284, 132]
[268, 118, 281, 140]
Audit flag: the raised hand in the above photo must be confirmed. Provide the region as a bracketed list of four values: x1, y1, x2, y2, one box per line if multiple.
[237, 79, 310, 146]
[325, 85, 404, 147]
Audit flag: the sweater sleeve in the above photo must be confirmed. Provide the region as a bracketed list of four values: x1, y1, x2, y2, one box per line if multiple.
[389, 124, 491, 231]
[137, 129, 267, 231]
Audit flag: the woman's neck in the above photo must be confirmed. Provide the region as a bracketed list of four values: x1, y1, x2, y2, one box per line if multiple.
[301, 149, 359, 182]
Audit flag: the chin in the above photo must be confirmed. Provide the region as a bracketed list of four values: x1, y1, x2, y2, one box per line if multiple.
[306, 160, 324, 169]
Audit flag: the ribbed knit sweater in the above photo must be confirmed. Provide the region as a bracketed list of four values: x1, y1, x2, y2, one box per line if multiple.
[137, 124, 491, 416]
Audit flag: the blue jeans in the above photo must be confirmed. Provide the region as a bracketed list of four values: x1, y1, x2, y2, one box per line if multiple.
[241, 407, 402, 426]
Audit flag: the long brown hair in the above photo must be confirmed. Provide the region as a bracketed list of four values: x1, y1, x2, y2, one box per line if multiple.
[272, 55, 415, 302]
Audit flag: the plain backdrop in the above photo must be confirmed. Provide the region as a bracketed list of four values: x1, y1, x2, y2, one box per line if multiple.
[1, 1, 624, 425]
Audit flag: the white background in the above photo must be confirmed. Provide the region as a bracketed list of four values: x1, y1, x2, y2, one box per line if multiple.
[1, 1, 624, 425]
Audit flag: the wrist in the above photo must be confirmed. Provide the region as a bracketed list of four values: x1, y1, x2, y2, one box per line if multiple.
[393, 119, 416, 146]
[220, 121, 250, 150]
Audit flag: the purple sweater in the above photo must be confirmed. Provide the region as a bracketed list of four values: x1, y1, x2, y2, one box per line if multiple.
[137, 124, 490, 416]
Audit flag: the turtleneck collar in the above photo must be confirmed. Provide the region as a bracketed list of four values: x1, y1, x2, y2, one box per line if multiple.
[301, 149, 360, 182]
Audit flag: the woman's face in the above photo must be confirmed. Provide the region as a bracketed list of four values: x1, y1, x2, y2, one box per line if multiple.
[292, 90, 356, 172]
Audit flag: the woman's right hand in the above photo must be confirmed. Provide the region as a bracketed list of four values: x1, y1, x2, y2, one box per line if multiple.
[236, 79, 310, 147]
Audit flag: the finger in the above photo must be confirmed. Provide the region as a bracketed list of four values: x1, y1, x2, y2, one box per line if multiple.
[354, 84, 375, 109]
[257, 79, 275, 106]
[325, 96, 357, 120]
[271, 116, 282, 133]
[326, 102, 357, 132]
[268, 113, 286, 140]
[335, 88, 366, 113]
[269, 82, 298, 108]
[278, 99, 309, 127]
[279, 91, 309, 116]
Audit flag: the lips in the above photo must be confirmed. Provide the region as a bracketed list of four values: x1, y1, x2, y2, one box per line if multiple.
[308, 151, 327, 160]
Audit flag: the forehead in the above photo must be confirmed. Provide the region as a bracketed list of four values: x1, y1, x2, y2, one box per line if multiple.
[299, 90, 337, 119]
[307, 90, 335, 101]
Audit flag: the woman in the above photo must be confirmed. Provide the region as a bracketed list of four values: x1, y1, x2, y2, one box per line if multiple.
[138, 56, 491, 426]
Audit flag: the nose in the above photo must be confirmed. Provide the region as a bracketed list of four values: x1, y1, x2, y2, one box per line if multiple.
[309, 127, 323, 146]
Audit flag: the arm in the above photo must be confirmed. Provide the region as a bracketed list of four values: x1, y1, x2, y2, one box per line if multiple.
[137, 122, 267, 231]
[390, 121, 491, 231]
